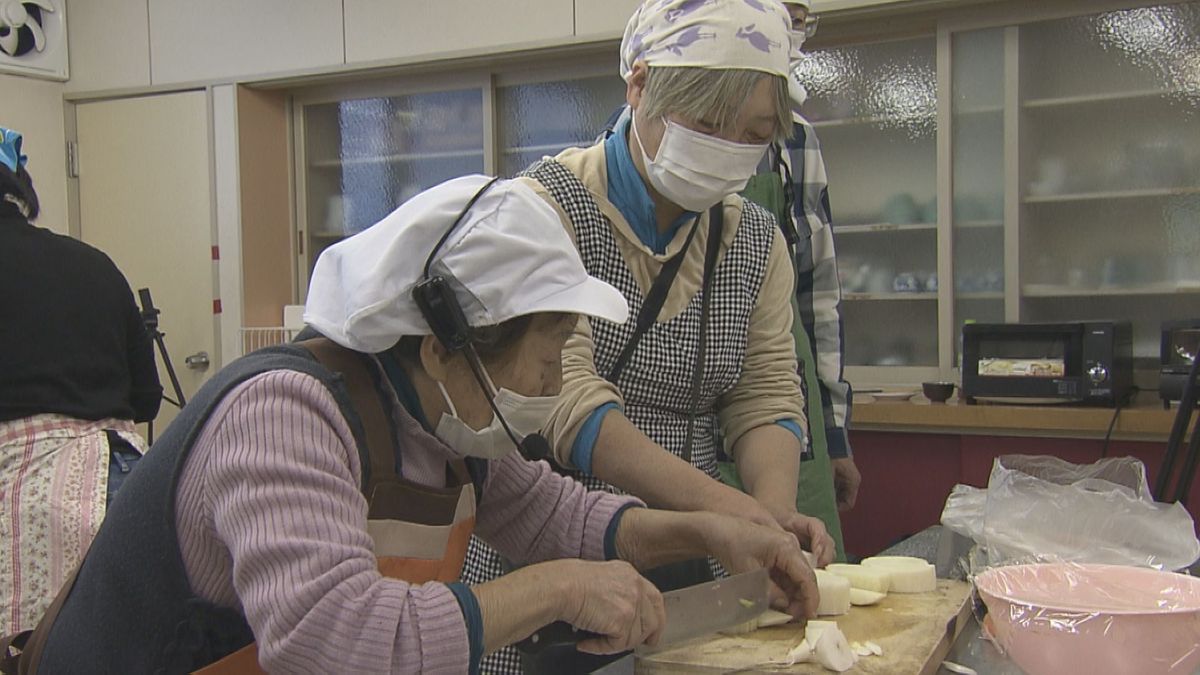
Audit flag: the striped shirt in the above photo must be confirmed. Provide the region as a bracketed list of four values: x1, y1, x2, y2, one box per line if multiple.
[175, 368, 637, 673]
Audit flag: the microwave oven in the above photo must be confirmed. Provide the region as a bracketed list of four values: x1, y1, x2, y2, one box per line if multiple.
[961, 321, 1133, 407]
[1160, 320, 1200, 406]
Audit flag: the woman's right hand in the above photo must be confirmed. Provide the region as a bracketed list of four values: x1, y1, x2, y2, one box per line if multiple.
[557, 559, 666, 654]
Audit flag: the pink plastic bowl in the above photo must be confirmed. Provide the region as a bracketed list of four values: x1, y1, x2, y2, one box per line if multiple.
[976, 563, 1200, 675]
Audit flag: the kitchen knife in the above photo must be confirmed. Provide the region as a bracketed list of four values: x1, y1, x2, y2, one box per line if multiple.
[517, 567, 771, 654]
[590, 654, 635, 674]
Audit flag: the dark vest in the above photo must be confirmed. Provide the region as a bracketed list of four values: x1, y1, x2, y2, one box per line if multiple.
[36, 345, 382, 674]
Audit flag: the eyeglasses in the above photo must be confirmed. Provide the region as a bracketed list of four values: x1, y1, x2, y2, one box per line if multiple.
[794, 13, 819, 38]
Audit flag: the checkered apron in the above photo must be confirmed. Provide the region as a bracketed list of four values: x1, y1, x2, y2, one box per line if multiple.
[464, 158, 773, 674]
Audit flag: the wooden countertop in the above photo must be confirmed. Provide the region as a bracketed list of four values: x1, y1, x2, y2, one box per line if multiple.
[853, 392, 1195, 441]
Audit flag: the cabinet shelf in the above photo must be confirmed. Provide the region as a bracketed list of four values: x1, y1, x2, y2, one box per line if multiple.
[1023, 87, 1194, 109]
[310, 148, 484, 168]
[1024, 186, 1200, 204]
[835, 222, 936, 234]
[955, 219, 1003, 229]
[958, 292, 1005, 300]
[1023, 282, 1200, 298]
[502, 141, 589, 155]
[844, 292, 937, 301]
[809, 114, 936, 131]
[954, 104, 1004, 116]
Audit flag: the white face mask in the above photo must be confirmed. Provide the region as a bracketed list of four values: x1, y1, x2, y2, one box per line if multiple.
[433, 365, 558, 460]
[632, 114, 768, 212]
[788, 70, 809, 107]
[789, 30, 807, 60]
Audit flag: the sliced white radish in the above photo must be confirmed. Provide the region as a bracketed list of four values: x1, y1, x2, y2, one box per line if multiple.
[850, 641, 873, 657]
[889, 563, 937, 593]
[849, 588, 886, 606]
[865, 640, 884, 656]
[719, 608, 794, 635]
[803, 549, 820, 569]
[811, 621, 857, 672]
[757, 609, 795, 628]
[861, 555, 929, 569]
[787, 639, 813, 664]
[814, 570, 852, 615]
[803, 620, 839, 648]
[860, 557, 937, 593]
[825, 563, 891, 593]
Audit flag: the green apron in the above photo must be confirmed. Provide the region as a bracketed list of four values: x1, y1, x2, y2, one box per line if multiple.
[724, 170, 847, 562]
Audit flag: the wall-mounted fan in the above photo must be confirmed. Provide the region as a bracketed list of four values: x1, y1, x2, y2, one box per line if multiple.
[0, 0, 67, 81]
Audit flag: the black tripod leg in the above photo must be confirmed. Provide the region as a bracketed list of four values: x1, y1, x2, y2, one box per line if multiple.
[1156, 355, 1200, 501]
[155, 332, 187, 408]
[1173, 416, 1200, 506]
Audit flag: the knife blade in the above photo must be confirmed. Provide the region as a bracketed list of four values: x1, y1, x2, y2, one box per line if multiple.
[639, 566, 770, 652]
[590, 654, 635, 674]
[517, 568, 771, 655]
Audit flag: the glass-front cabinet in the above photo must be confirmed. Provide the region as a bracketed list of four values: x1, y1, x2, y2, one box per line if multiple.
[796, 36, 939, 372]
[299, 87, 485, 281]
[496, 74, 626, 177]
[290, 1, 1199, 382]
[1016, 5, 1200, 364]
[796, 3, 1198, 383]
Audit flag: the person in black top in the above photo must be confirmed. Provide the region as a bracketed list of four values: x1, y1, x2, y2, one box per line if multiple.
[0, 126, 161, 634]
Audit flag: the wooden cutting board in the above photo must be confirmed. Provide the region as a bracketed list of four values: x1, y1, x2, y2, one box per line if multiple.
[637, 580, 972, 674]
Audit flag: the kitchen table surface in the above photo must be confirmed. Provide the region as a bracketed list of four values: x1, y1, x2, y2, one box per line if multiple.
[853, 395, 1192, 442]
[881, 526, 1200, 675]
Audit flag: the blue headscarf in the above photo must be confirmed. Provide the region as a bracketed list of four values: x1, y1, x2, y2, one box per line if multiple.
[0, 127, 28, 174]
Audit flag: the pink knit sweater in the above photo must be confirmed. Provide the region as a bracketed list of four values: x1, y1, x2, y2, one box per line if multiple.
[175, 369, 638, 673]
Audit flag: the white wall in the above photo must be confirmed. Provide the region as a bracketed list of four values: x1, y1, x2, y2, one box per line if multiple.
[64, 0, 151, 92]
[148, 0, 344, 85]
[575, 0, 641, 39]
[0, 73, 68, 234]
[345, 0, 574, 64]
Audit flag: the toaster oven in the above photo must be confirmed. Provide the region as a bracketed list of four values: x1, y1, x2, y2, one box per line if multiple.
[962, 321, 1133, 407]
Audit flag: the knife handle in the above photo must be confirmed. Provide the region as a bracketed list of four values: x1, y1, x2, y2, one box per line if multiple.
[515, 621, 603, 654]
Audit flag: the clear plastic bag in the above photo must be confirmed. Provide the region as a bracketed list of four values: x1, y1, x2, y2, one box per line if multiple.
[973, 561, 1200, 675]
[940, 454, 1200, 571]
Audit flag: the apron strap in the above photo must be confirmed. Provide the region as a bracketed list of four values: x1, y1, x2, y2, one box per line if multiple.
[297, 337, 399, 497]
[0, 561, 82, 675]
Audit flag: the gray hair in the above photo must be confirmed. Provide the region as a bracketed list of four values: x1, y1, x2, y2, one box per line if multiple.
[641, 66, 792, 142]
[2, 193, 30, 218]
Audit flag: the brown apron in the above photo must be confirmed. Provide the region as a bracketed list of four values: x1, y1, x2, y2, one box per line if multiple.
[2, 339, 477, 675]
[195, 467, 477, 675]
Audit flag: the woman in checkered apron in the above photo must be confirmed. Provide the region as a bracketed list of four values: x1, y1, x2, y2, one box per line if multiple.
[463, 2, 835, 672]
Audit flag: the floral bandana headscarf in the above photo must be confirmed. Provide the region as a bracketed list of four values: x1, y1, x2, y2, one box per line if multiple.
[619, 0, 792, 82]
[0, 127, 27, 174]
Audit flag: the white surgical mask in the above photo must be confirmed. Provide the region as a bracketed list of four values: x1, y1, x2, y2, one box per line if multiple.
[433, 365, 558, 460]
[788, 70, 809, 107]
[632, 114, 768, 212]
[789, 30, 807, 60]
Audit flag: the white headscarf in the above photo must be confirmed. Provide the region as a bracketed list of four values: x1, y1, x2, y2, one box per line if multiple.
[619, 0, 792, 82]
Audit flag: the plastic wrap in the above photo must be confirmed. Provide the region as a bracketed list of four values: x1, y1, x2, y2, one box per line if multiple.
[974, 562, 1200, 675]
[940, 454, 1200, 571]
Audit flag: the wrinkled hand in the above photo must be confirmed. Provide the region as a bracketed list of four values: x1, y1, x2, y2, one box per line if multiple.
[560, 560, 666, 654]
[705, 514, 819, 621]
[832, 457, 862, 511]
[772, 510, 835, 567]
